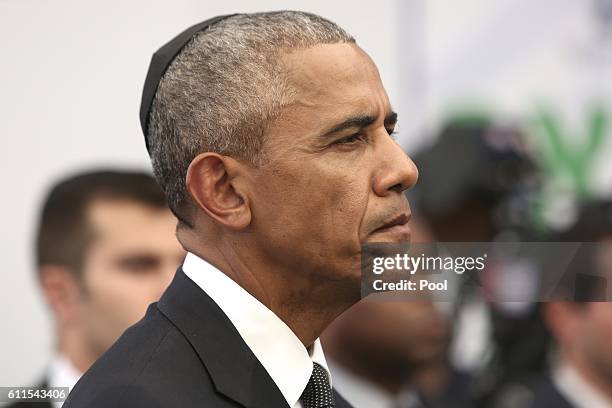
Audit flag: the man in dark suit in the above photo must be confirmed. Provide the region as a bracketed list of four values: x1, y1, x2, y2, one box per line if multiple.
[529, 201, 612, 408]
[530, 300, 612, 408]
[529, 376, 574, 408]
[64, 11, 418, 408]
[8, 170, 184, 408]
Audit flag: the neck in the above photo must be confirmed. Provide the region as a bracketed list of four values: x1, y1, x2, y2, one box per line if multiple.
[56, 326, 95, 374]
[181, 230, 360, 346]
[564, 351, 612, 402]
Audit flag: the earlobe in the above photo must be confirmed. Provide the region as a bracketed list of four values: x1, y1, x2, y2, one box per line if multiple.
[186, 153, 252, 230]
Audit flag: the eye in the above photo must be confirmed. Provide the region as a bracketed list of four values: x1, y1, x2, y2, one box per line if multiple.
[116, 256, 160, 275]
[335, 133, 366, 145]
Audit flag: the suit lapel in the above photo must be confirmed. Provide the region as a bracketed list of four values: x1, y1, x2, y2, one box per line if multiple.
[157, 269, 289, 408]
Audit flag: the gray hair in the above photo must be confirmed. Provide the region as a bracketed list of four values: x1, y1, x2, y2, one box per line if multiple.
[147, 11, 354, 226]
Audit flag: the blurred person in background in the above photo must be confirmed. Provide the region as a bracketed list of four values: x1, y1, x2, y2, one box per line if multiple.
[323, 300, 467, 408]
[530, 200, 612, 408]
[411, 120, 551, 407]
[323, 218, 474, 408]
[537, 301, 612, 408]
[8, 170, 185, 408]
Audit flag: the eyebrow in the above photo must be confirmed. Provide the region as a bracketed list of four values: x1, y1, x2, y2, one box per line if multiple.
[321, 111, 398, 137]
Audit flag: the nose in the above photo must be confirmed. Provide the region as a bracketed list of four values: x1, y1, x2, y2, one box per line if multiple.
[372, 134, 418, 197]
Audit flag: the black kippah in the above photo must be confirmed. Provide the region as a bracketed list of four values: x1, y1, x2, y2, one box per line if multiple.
[139, 14, 237, 152]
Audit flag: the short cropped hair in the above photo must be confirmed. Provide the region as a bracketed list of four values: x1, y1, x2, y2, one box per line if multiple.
[36, 170, 169, 276]
[147, 11, 354, 227]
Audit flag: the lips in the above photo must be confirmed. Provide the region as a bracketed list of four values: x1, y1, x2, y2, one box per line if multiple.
[371, 213, 412, 236]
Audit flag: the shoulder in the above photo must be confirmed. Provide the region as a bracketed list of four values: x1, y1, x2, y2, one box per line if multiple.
[529, 376, 574, 408]
[5, 402, 52, 408]
[63, 303, 219, 408]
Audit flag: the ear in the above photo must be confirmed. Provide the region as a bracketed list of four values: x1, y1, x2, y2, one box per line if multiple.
[39, 265, 84, 327]
[185, 153, 252, 230]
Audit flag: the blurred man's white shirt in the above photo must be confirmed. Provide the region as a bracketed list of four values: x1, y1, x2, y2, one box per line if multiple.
[553, 361, 612, 408]
[48, 354, 80, 408]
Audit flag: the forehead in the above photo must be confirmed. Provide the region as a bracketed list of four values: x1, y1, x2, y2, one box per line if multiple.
[272, 43, 391, 137]
[85, 199, 178, 251]
[287, 42, 387, 104]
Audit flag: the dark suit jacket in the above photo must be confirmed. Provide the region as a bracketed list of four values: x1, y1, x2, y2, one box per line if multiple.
[529, 376, 574, 408]
[63, 269, 353, 408]
[5, 401, 51, 408]
[5, 400, 51, 408]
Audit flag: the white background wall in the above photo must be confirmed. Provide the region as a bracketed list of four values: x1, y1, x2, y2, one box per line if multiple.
[0, 0, 414, 388]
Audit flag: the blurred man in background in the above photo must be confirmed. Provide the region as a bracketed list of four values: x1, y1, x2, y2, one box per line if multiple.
[532, 200, 612, 408]
[538, 301, 612, 408]
[8, 170, 185, 408]
[323, 299, 471, 408]
[411, 120, 551, 408]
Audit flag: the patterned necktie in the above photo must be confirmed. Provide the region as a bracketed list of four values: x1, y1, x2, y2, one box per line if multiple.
[299, 362, 335, 408]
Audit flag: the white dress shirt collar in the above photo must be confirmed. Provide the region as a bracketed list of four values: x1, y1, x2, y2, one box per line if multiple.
[183, 252, 331, 408]
[553, 360, 612, 408]
[47, 353, 81, 408]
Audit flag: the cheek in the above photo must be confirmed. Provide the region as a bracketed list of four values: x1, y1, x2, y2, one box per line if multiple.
[250, 158, 371, 282]
[311, 181, 367, 253]
[257, 164, 368, 240]
[586, 306, 612, 348]
[83, 265, 158, 328]
[263, 183, 365, 276]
